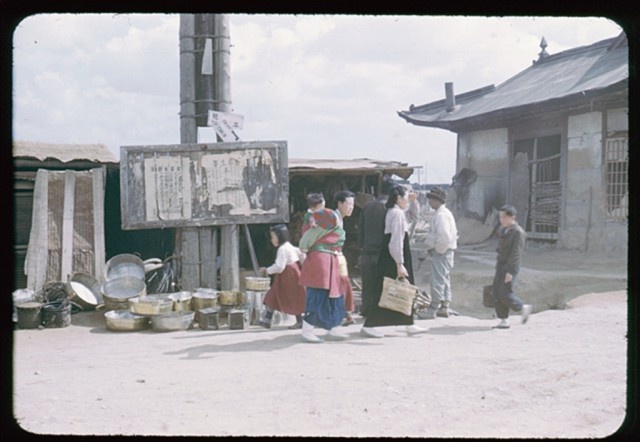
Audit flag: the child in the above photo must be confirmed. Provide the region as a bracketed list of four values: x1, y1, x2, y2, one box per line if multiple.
[258, 224, 306, 329]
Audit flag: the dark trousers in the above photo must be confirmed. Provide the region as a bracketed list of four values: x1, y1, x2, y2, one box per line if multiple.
[492, 266, 524, 319]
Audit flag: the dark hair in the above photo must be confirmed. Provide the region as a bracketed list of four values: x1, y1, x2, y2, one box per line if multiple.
[385, 186, 407, 209]
[334, 190, 355, 204]
[269, 224, 290, 246]
[306, 192, 325, 208]
[500, 204, 518, 217]
[380, 174, 394, 196]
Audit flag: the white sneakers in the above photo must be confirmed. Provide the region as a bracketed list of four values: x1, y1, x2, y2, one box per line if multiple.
[493, 319, 510, 329]
[326, 326, 348, 340]
[301, 320, 323, 343]
[360, 327, 385, 338]
[405, 324, 428, 335]
[521, 304, 532, 324]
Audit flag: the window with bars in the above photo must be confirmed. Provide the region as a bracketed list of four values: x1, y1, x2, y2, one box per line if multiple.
[604, 135, 628, 220]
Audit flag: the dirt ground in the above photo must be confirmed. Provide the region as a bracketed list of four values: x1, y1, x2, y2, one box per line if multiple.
[11, 241, 630, 438]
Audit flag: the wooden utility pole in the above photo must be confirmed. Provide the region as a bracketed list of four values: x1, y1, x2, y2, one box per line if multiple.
[212, 14, 240, 291]
[178, 13, 237, 291]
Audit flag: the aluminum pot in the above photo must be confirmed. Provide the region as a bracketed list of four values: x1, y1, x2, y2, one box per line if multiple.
[104, 254, 145, 281]
[192, 288, 218, 311]
[105, 309, 150, 332]
[129, 294, 173, 316]
[102, 277, 146, 302]
[65, 272, 103, 310]
[151, 311, 195, 332]
[218, 290, 243, 306]
[168, 291, 193, 311]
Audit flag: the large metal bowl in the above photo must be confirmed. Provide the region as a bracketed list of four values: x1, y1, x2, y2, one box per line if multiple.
[66, 272, 103, 310]
[104, 254, 146, 281]
[151, 311, 195, 332]
[102, 277, 146, 302]
[104, 309, 150, 332]
[129, 295, 173, 316]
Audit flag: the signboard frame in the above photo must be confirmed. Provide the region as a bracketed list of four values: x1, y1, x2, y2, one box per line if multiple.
[120, 141, 288, 230]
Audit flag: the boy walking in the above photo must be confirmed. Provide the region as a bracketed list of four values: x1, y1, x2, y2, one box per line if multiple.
[492, 205, 532, 329]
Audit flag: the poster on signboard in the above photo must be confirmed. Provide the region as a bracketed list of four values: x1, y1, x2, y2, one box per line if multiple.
[120, 141, 288, 230]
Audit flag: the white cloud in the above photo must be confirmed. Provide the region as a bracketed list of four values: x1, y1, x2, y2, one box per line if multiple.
[12, 14, 623, 183]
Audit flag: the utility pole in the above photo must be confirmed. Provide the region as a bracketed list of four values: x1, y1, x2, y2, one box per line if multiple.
[178, 13, 237, 291]
[212, 14, 240, 291]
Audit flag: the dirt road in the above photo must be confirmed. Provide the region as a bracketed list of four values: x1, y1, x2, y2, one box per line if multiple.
[11, 244, 630, 438]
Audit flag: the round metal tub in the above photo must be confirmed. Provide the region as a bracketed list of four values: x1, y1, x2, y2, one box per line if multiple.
[168, 291, 193, 311]
[218, 290, 243, 306]
[192, 288, 218, 311]
[104, 254, 145, 281]
[66, 272, 103, 310]
[102, 277, 146, 302]
[105, 310, 150, 332]
[129, 294, 173, 316]
[151, 311, 195, 332]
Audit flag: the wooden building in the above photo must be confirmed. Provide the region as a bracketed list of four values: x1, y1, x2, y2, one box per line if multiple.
[398, 33, 628, 253]
[14, 142, 413, 289]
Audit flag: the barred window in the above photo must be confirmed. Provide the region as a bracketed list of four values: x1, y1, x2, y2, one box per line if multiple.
[604, 135, 628, 220]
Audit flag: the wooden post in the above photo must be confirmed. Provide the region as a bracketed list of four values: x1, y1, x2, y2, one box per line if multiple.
[214, 14, 239, 290]
[179, 14, 219, 290]
[61, 170, 76, 281]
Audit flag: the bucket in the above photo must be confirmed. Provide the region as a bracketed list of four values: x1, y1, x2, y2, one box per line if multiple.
[17, 302, 43, 329]
[41, 300, 71, 328]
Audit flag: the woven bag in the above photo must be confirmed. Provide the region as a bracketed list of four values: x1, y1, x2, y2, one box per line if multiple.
[379, 277, 419, 316]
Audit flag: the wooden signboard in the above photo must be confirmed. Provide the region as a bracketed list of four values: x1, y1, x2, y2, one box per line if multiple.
[120, 141, 288, 230]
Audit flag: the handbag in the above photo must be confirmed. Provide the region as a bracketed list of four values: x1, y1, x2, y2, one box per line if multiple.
[482, 285, 495, 308]
[379, 277, 419, 316]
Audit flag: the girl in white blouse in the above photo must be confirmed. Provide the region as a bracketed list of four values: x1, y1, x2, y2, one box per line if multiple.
[258, 224, 306, 329]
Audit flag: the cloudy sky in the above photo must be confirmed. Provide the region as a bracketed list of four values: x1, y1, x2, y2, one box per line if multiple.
[12, 14, 622, 183]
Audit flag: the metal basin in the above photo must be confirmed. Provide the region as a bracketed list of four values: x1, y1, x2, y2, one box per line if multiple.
[192, 289, 218, 310]
[66, 272, 103, 310]
[168, 291, 193, 311]
[104, 309, 150, 332]
[102, 277, 146, 302]
[151, 311, 195, 332]
[218, 290, 243, 306]
[129, 294, 173, 316]
[104, 254, 145, 281]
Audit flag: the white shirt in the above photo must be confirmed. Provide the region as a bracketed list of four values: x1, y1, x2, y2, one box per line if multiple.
[385, 205, 409, 265]
[267, 241, 304, 275]
[425, 204, 458, 254]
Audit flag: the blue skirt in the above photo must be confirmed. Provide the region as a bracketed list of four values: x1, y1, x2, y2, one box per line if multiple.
[303, 287, 345, 330]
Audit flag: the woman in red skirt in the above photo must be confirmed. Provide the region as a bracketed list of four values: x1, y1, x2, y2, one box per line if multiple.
[259, 224, 306, 329]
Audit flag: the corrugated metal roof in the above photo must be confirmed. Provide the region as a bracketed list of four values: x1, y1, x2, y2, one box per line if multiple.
[289, 158, 415, 179]
[13, 140, 119, 164]
[398, 33, 628, 130]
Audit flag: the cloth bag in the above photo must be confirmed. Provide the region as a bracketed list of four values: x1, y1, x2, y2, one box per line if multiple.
[337, 254, 348, 276]
[379, 277, 419, 316]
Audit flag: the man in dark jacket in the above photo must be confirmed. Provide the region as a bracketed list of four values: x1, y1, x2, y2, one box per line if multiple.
[492, 205, 532, 329]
